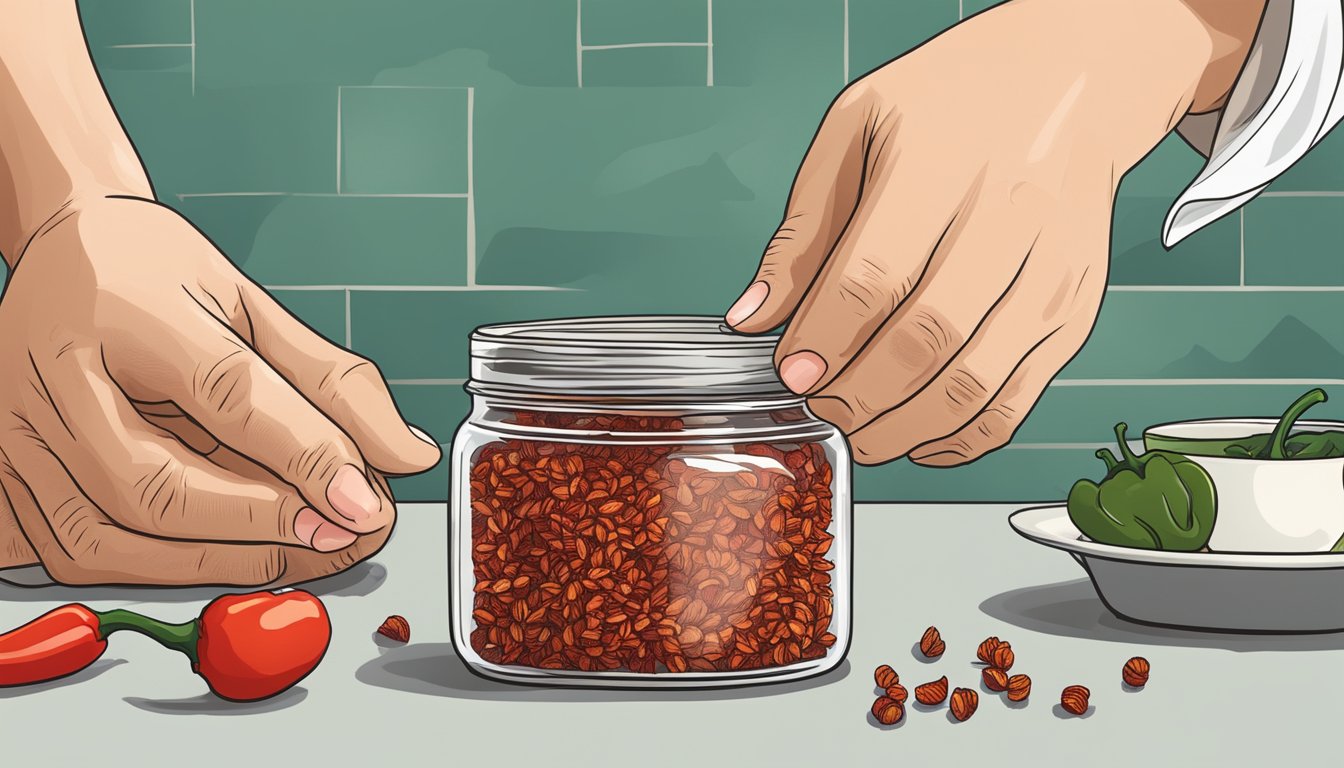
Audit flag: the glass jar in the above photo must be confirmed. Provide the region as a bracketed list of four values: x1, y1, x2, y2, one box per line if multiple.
[449, 316, 851, 687]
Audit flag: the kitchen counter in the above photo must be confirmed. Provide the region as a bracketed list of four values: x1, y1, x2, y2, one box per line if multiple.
[3, 502, 1340, 766]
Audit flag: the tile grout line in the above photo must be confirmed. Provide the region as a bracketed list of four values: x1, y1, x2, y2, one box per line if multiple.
[842, 0, 849, 84]
[335, 86, 343, 194]
[344, 288, 352, 348]
[189, 0, 196, 95]
[106, 43, 193, 48]
[959, 0, 964, 20]
[1239, 207, 1245, 286]
[466, 87, 477, 286]
[177, 192, 469, 199]
[706, 0, 714, 87]
[580, 42, 711, 51]
[576, 0, 584, 88]
[1260, 190, 1344, 197]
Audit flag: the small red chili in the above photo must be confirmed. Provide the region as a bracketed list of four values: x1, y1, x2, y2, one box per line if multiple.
[0, 604, 107, 687]
[0, 590, 331, 702]
[98, 589, 332, 702]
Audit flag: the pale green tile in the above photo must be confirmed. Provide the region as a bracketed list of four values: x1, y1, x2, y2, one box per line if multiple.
[855, 449, 1097, 502]
[177, 196, 469, 285]
[1064, 293, 1344, 379]
[79, 0, 193, 46]
[340, 87, 469, 195]
[1108, 195, 1240, 285]
[1012, 383, 1344, 444]
[847, 0, 957, 80]
[581, 46, 710, 87]
[193, 0, 575, 89]
[264, 289, 347, 346]
[348, 289, 596, 380]
[1269, 125, 1344, 191]
[581, 0, 709, 45]
[1242, 197, 1344, 286]
[712, 0, 845, 92]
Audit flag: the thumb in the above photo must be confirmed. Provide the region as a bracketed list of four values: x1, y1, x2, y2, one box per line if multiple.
[725, 90, 866, 333]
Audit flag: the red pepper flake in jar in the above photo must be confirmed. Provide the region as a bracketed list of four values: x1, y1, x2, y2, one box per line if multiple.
[452, 317, 852, 686]
[467, 413, 837, 674]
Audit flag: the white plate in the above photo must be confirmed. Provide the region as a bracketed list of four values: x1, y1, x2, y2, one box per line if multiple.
[1009, 505, 1344, 633]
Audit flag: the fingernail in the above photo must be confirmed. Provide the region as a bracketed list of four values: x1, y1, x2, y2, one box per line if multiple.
[779, 351, 827, 394]
[408, 424, 439, 447]
[725, 281, 769, 327]
[293, 508, 324, 547]
[327, 464, 380, 522]
[311, 522, 358, 552]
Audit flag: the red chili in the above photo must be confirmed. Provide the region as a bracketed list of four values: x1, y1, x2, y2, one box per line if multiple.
[0, 590, 332, 702]
[97, 589, 332, 702]
[0, 604, 107, 687]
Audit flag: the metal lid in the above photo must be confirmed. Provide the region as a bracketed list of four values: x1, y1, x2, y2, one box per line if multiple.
[467, 316, 792, 400]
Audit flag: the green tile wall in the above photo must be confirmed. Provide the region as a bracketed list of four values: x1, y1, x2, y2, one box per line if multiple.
[54, 0, 1343, 502]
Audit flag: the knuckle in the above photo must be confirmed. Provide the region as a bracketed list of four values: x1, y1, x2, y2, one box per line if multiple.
[287, 439, 348, 486]
[941, 366, 992, 413]
[320, 354, 383, 398]
[832, 80, 874, 116]
[886, 310, 957, 378]
[834, 261, 899, 317]
[132, 455, 188, 532]
[193, 347, 254, 416]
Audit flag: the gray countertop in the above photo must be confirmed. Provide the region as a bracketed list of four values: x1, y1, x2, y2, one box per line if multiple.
[2, 502, 1339, 766]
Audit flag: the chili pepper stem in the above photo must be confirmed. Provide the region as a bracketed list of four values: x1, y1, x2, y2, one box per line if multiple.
[93, 609, 199, 665]
[1112, 422, 1141, 471]
[1095, 448, 1120, 473]
[1266, 388, 1327, 460]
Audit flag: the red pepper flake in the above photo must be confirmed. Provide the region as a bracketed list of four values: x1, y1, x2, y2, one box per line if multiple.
[377, 615, 411, 643]
[468, 410, 837, 674]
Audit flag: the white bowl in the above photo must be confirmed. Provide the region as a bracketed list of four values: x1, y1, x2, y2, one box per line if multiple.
[1143, 418, 1344, 553]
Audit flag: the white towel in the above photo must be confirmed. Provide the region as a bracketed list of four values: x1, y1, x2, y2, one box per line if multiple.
[1165, 0, 1344, 247]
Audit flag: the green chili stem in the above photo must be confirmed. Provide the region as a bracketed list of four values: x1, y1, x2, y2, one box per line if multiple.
[1095, 448, 1120, 473]
[1112, 422, 1141, 471]
[1266, 388, 1327, 460]
[94, 609, 199, 665]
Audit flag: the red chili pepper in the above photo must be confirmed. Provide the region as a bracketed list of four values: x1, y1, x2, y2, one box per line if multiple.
[0, 604, 107, 687]
[96, 589, 332, 702]
[0, 590, 331, 700]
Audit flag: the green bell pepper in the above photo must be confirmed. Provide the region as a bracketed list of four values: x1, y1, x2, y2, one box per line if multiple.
[1220, 388, 1344, 460]
[1067, 422, 1217, 551]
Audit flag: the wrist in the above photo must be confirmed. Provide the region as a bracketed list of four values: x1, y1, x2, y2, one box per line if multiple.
[0, 1, 154, 270]
[1180, 0, 1267, 113]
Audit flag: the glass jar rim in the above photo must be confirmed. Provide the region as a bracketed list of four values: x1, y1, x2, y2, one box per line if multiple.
[468, 315, 792, 399]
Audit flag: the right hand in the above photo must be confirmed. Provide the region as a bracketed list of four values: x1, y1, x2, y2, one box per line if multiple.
[725, 0, 1258, 466]
[0, 197, 440, 585]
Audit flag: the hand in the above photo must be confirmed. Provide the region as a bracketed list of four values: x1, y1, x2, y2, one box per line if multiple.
[0, 197, 440, 585]
[725, 0, 1261, 466]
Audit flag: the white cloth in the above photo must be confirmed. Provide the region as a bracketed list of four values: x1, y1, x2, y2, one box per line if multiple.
[1165, 0, 1344, 247]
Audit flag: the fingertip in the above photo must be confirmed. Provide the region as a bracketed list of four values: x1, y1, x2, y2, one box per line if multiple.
[311, 521, 359, 552]
[779, 351, 827, 394]
[725, 281, 771, 328]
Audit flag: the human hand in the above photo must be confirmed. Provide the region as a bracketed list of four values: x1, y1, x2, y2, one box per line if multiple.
[0, 197, 439, 585]
[725, 0, 1261, 466]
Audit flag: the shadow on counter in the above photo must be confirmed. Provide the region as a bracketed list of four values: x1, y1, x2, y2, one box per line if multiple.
[981, 578, 1344, 652]
[0, 562, 387, 603]
[355, 643, 851, 702]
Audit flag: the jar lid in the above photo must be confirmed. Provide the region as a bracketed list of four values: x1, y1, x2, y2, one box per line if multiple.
[468, 315, 794, 400]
